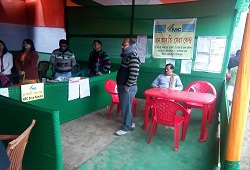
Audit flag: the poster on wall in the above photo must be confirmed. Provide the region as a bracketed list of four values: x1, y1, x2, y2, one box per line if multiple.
[165, 59, 175, 66]
[194, 36, 227, 73]
[137, 35, 147, 63]
[153, 18, 197, 59]
[181, 59, 192, 74]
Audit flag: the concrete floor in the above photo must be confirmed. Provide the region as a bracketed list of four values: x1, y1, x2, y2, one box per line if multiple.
[61, 100, 145, 170]
[240, 105, 250, 170]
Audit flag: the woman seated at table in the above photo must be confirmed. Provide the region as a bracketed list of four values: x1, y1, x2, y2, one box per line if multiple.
[151, 63, 183, 90]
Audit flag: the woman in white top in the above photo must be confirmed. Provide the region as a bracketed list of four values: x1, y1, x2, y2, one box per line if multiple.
[0, 40, 13, 87]
[151, 63, 183, 90]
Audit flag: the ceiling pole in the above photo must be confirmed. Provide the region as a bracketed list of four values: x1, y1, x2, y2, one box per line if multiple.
[225, 4, 250, 170]
[130, 0, 135, 36]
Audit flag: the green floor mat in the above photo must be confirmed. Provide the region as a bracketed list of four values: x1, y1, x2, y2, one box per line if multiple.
[78, 109, 220, 170]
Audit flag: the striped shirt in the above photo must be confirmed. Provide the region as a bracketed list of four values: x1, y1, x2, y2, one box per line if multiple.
[116, 52, 140, 88]
[50, 49, 77, 72]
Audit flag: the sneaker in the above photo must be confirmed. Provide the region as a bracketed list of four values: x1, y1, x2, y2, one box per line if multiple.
[131, 123, 136, 129]
[115, 130, 130, 136]
[165, 126, 174, 130]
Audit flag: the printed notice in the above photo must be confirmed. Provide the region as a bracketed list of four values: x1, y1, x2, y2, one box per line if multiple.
[68, 77, 80, 101]
[137, 35, 147, 63]
[165, 59, 175, 66]
[181, 59, 192, 74]
[194, 36, 226, 73]
[80, 78, 90, 98]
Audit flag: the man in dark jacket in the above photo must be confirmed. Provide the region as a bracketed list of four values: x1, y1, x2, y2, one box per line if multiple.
[115, 38, 140, 136]
[228, 50, 241, 70]
[87, 40, 111, 77]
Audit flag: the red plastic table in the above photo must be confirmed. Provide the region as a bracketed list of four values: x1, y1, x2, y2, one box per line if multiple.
[143, 88, 215, 142]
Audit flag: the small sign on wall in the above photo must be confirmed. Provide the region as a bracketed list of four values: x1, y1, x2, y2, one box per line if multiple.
[21, 83, 44, 102]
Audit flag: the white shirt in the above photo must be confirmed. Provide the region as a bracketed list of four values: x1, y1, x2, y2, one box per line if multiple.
[0, 52, 13, 75]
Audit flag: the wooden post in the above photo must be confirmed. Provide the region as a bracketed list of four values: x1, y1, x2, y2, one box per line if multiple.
[225, 6, 250, 169]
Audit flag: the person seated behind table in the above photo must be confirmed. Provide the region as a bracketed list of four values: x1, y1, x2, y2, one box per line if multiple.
[151, 63, 183, 90]
[87, 40, 111, 77]
[0, 40, 13, 87]
[15, 39, 39, 84]
[228, 50, 240, 70]
[50, 39, 77, 80]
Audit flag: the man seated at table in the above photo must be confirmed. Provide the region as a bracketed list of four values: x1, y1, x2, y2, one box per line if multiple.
[50, 39, 77, 80]
[151, 63, 183, 90]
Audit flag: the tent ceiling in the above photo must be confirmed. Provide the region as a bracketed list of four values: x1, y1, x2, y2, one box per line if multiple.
[71, 0, 198, 6]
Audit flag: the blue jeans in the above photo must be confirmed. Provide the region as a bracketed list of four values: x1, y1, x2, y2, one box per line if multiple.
[117, 84, 137, 131]
[54, 72, 72, 79]
[0, 141, 10, 170]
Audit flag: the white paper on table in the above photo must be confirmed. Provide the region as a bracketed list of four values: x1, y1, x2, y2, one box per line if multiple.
[180, 59, 192, 74]
[68, 77, 80, 101]
[80, 78, 90, 98]
[137, 35, 147, 63]
[0, 88, 9, 97]
[165, 59, 175, 66]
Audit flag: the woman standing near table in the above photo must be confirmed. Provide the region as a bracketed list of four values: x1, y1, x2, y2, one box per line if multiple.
[15, 39, 39, 84]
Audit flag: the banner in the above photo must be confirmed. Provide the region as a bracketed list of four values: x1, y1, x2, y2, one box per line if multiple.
[153, 18, 196, 59]
[0, 0, 66, 52]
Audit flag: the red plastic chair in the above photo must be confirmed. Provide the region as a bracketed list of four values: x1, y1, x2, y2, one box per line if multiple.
[183, 81, 217, 126]
[147, 99, 191, 151]
[104, 79, 137, 119]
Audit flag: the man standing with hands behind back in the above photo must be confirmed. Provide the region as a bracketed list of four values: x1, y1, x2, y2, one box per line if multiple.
[50, 39, 77, 80]
[116, 38, 141, 136]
